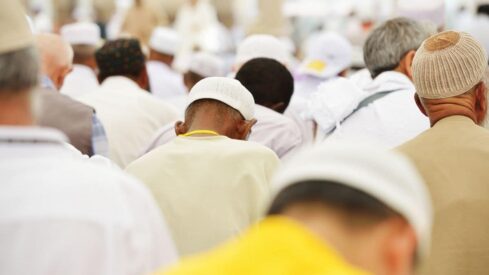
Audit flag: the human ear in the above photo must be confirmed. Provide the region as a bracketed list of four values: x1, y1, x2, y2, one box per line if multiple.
[174, 121, 188, 136]
[414, 94, 427, 117]
[403, 50, 416, 80]
[474, 82, 487, 124]
[137, 65, 150, 91]
[237, 119, 257, 140]
[269, 102, 286, 114]
[382, 219, 417, 275]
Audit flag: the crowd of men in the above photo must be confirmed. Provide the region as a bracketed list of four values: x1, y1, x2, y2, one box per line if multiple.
[2, 0, 489, 274]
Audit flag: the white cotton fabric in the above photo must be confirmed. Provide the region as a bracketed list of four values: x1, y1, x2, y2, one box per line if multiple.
[0, 127, 178, 275]
[272, 141, 432, 259]
[78, 76, 179, 167]
[60, 22, 101, 46]
[126, 135, 279, 256]
[149, 27, 180, 56]
[141, 104, 302, 159]
[308, 71, 429, 147]
[60, 64, 99, 99]
[147, 61, 187, 99]
[235, 34, 290, 68]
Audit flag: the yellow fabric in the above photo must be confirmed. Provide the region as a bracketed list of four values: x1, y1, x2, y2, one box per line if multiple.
[156, 217, 371, 275]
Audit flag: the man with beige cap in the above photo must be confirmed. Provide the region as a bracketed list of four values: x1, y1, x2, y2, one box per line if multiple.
[156, 142, 432, 275]
[398, 30, 489, 275]
[126, 77, 279, 257]
[0, 1, 178, 274]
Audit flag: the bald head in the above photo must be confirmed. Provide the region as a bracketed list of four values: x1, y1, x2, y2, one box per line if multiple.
[35, 33, 73, 90]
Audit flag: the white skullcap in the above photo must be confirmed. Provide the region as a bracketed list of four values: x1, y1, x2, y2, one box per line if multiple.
[60, 22, 101, 46]
[298, 32, 353, 78]
[0, 0, 33, 54]
[236, 34, 290, 67]
[188, 52, 224, 77]
[149, 27, 180, 56]
[397, 0, 445, 27]
[187, 77, 255, 120]
[272, 142, 433, 259]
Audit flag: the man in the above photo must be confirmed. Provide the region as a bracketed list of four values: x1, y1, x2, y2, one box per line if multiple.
[157, 142, 432, 275]
[78, 38, 178, 167]
[235, 58, 302, 158]
[147, 27, 187, 99]
[126, 77, 279, 257]
[60, 22, 100, 99]
[121, 0, 169, 45]
[234, 34, 290, 72]
[143, 58, 301, 159]
[308, 18, 434, 147]
[141, 51, 224, 154]
[397, 31, 489, 275]
[0, 1, 178, 274]
[36, 33, 108, 156]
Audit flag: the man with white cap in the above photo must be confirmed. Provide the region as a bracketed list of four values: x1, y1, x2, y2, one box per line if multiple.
[126, 77, 279, 257]
[0, 1, 178, 274]
[308, 17, 434, 147]
[60, 22, 101, 98]
[234, 34, 291, 72]
[147, 27, 187, 99]
[156, 142, 432, 275]
[142, 57, 301, 159]
[398, 30, 489, 275]
[79, 38, 178, 167]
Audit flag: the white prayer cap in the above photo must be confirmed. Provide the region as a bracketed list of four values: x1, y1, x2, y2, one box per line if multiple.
[149, 27, 180, 56]
[60, 22, 101, 46]
[236, 35, 290, 67]
[272, 142, 433, 259]
[188, 77, 255, 120]
[188, 52, 224, 77]
[397, 0, 445, 27]
[298, 32, 352, 78]
[0, 0, 33, 54]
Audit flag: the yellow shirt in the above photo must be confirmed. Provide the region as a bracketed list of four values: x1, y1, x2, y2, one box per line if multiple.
[156, 216, 371, 275]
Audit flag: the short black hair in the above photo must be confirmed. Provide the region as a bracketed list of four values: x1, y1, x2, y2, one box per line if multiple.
[478, 4, 489, 17]
[235, 58, 294, 113]
[96, 38, 145, 82]
[185, 99, 243, 126]
[268, 180, 399, 226]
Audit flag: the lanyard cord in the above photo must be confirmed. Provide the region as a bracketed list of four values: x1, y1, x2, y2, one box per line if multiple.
[180, 130, 220, 137]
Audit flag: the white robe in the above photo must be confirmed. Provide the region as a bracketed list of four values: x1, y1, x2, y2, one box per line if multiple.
[60, 64, 99, 99]
[78, 76, 179, 167]
[126, 135, 279, 256]
[309, 71, 429, 148]
[146, 61, 187, 99]
[0, 126, 178, 275]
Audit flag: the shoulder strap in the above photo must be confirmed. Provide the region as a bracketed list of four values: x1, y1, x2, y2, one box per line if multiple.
[333, 89, 400, 131]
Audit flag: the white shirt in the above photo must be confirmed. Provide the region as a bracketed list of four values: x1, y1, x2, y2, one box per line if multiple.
[0, 127, 178, 275]
[78, 76, 179, 167]
[126, 135, 279, 256]
[141, 104, 302, 159]
[60, 64, 99, 99]
[147, 61, 187, 99]
[324, 71, 429, 147]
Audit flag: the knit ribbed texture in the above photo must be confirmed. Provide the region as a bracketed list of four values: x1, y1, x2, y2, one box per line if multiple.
[413, 31, 488, 99]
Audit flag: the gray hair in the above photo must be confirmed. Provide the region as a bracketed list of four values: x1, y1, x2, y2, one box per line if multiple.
[364, 17, 435, 78]
[0, 46, 39, 94]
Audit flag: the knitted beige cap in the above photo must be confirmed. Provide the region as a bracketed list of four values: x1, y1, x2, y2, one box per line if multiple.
[413, 31, 488, 99]
[0, 0, 33, 54]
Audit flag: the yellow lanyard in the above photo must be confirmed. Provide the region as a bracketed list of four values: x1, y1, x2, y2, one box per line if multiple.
[180, 130, 220, 137]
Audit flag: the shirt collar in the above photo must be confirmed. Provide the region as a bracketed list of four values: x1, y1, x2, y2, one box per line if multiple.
[100, 76, 141, 91]
[40, 75, 56, 90]
[0, 126, 68, 144]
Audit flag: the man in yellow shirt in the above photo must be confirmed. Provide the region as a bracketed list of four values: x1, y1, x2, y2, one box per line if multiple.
[156, 142, 433, 275]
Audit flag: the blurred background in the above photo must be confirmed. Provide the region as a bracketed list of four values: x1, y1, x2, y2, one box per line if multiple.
[20, 0, 489, 72]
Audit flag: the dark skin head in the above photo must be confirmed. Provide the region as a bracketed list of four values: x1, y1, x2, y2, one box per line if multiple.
[98, 65, 150, 91]
[415, 82, 487, 127]
[149, 49, 174, 67]
[174, 99, 257, 140]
